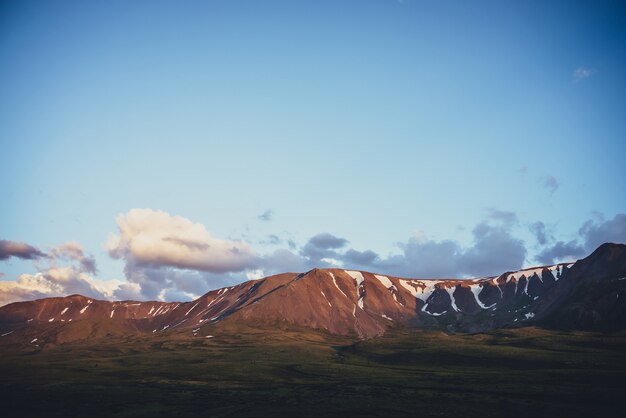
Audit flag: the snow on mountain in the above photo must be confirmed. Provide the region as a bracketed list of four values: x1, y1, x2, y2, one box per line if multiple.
[1, 243, 625, 343]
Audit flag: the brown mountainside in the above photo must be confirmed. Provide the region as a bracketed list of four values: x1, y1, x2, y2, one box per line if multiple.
[1, 243, 625, 347]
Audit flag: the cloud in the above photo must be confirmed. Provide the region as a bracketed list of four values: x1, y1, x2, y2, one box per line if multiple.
[300, 232, 348, 263]
[49, 242, 97, 274]
[384, 238, 462, 278]
[104, 208, 258, 300]
[573, 67, 594, 83]
[257, 209, 274, 222]
[535, 240, 585, 265]
[529, 221, 550, 245]
[307, 233, 348, 249]
[3, 208, 623, 306]
[337, 213, 526, 278]
[579, 213, 626, 252]
[0, 243, 123, 307]
[0, 240, 46, 260]
[486, 209, 518, 226]
[105, 208, 257, 273]
[543, 175, 559, 195]
[457, 220, 527, 277]
[260, 249, 308, 273]
[259, 234, 282, 245]
[342, 249, 379, 266]
[533, 213, 626, 264]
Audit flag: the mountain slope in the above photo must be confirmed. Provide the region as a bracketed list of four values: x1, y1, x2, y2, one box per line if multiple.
[1, 243, 625, 344]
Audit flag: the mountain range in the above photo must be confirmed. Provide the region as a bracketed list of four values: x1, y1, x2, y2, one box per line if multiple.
[1, 242, 625, 347]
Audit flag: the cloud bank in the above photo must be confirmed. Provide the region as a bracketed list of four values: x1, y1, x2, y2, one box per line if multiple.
[1, 209, 625, 306]
[534, 214, 626, 264]
[0, 242, 124, 306]
[104, 209, 258, 300]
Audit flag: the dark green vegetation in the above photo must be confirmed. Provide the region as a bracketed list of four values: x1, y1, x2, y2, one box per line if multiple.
[1, 325, 624, 417]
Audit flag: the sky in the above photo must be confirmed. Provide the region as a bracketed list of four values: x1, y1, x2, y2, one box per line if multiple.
[1, 0, 625, 305]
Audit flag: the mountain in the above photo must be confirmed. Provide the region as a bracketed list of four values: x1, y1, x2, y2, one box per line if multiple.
[1, 243, 625, 347]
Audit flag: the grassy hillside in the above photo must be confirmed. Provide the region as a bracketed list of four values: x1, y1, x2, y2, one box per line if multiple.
[1, 326, 624, 417]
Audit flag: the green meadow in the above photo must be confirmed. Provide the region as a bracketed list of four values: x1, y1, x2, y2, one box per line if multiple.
[1, 326, 624, 417]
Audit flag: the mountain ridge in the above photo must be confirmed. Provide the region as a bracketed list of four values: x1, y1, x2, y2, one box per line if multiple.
[1, 243, 625, 345]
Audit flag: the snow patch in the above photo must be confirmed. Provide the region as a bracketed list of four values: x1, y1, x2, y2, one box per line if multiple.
[469, 284, 496, 309]
[524, 312, 535, 320]
[79, 304, 90, 314]
[374, 275, 397, 291]
[30, 338, 38, 343]
[205, 335, 214, 338]
[1, 331, 14, 337]
[391, 293, 400, 304]
[399, 280, 437, 302]
[185, 302, 200, 316]
[60, 307, 69, 315]
[507, 268, 543, 283]
[381, 314, 393, 321]
[445, 287, 461, 312]
[547, 265, 561, 281]
[421, 303, 446, 316]
[346, 271, 365, 309]
[320, 291, 332, 307]
[329, 272, 348, 298]
[110, 310, 115, 318]
[346, 270, 364, 288]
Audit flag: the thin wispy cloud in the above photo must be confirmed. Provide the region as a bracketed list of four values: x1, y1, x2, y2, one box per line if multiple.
[573, 67, 594, 83]
[257, 209, 274, 222]
[543, 175, 560, 195]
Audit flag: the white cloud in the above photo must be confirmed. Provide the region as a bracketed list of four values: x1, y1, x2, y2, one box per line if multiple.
[105, 208, 257, 273]
[0, 263, 126, 307]
[320, 257, 341, 266]
[246, 269, 265, 280]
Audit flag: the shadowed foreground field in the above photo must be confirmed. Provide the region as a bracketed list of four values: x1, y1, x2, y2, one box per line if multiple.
[1, 326, 624, 417]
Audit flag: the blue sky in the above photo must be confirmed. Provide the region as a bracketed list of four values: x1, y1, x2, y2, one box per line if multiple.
[1, 0, 625, 303]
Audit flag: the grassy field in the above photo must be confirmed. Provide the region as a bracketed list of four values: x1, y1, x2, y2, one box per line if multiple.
[1, 325, 624, 417]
